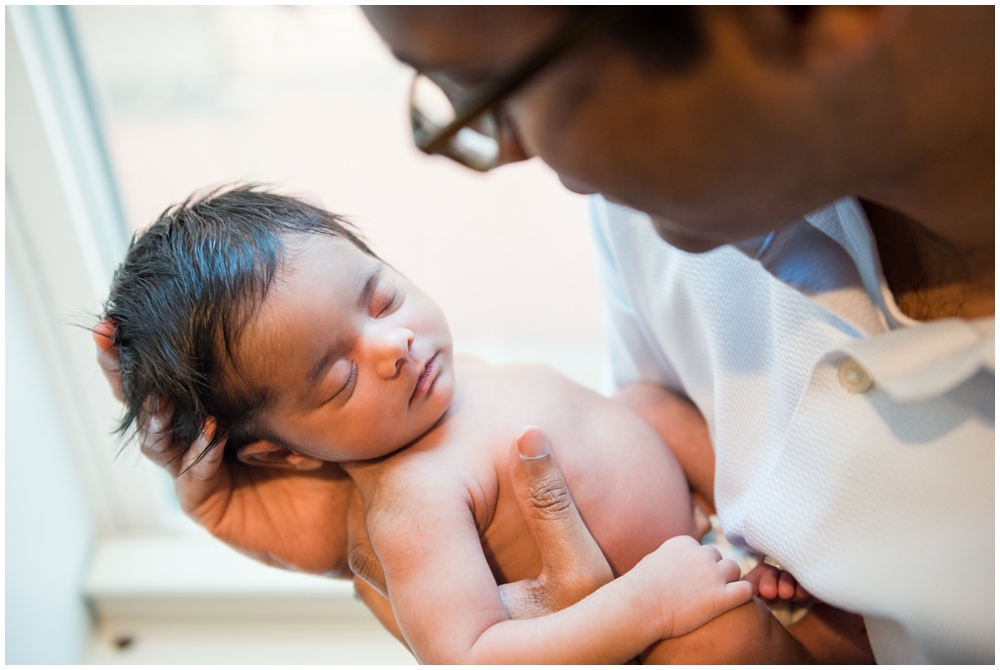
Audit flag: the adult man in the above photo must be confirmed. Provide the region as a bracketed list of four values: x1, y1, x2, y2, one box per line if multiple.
[99, 5, 993, 663]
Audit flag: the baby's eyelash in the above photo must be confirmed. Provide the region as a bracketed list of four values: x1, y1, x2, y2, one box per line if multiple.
[377, 287, 399, 316]
[329, 361, 357, 403]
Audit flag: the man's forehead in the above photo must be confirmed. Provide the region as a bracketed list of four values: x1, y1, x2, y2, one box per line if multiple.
[363, 6, 567, 75]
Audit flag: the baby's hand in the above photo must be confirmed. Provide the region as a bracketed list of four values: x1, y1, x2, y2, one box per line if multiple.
[625, 535, 753, 640]
[743, 560, 814, 602]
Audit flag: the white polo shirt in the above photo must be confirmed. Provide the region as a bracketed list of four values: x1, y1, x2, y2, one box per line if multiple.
[591, 196, 994, 663]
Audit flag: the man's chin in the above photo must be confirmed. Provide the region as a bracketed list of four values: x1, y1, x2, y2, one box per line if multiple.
[649, 217, 729, 254]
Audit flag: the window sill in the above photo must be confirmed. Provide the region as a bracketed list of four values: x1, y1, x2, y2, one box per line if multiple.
[83, 531, 417, 662]
[84, 530, 361, 621]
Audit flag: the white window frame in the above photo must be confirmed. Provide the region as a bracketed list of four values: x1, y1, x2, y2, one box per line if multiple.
[8, 9, 381, 642]
[7, 5, 176, 534]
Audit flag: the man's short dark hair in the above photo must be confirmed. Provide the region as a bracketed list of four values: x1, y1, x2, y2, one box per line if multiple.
[596, 6, 706, 75]
[102, 185, 375, 455]
[579, 6, 816, 75]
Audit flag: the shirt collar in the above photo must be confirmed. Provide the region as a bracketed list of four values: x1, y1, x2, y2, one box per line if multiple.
[626, 195, 995, 400]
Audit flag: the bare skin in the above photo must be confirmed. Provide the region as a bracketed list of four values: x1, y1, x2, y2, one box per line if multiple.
[93, 316, 846, 664]
[358, 7, 991, 661]
[337, 361, 749, 663]
[365, 6, 993, 320]
[91, 7, 989, 662]
[221, 237, 753, 663]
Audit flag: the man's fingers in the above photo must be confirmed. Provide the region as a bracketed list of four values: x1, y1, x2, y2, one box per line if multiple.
[93, 319, 124, 402]
[94, 317, 190, 477]
[500, 426, 611, 620]
[759, 567, 779, 600]
[138, 396, 183, 472]
[743, 561, 811, 602]
[346, 487, 388, 598]
[179, 419, 224, 479]
[505, 426, 614, 616]
[173, 419, 228, 513]
[778, 570, 797, 600]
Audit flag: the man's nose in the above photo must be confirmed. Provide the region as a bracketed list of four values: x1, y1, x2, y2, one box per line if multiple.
[493, 108, 532, 167]
[368, 324, 415, 379]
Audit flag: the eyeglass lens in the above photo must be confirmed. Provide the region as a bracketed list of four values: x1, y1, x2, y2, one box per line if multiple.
[410, 74, 500, 172]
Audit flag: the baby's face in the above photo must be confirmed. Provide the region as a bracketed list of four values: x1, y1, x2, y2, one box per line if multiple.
[234, 236, 455, 462]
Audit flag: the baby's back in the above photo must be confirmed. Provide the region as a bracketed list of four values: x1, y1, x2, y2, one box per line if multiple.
[415, 360, 697, 584]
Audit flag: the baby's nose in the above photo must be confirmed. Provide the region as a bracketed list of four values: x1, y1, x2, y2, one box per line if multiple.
[372, 326, 414, 379]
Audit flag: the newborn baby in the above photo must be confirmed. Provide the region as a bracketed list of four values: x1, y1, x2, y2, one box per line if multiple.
[103, 186, 752, 663]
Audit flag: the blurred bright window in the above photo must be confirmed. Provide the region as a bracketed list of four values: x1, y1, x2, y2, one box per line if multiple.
[8, 7, 607, 660]
[70, 6, 606, 531]
[72, 5, 602, 377]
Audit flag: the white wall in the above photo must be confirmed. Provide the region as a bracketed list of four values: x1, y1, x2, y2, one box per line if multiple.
[4, 262, 97, 664]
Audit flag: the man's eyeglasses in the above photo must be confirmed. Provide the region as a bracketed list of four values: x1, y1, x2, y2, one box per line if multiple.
[408, 7, 625, 172]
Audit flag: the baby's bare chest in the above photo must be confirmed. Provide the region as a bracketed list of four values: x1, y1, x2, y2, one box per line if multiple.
[422, 365, 693, 583]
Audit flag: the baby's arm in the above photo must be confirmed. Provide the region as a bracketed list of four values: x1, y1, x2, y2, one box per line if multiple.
[613, 382, 716, 514]
[368, 474, 752, 665]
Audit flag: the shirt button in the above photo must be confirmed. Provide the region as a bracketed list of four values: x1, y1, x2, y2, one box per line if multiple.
[838, 357, 873, 393]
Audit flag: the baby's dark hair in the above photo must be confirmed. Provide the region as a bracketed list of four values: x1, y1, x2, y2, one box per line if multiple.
[102, 184, 375, 455]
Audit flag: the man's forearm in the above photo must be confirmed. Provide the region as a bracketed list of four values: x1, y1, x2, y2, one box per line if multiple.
[785, 603, 874, 663]
[644, 598, 813, 664]
[614, 382, 716, 512]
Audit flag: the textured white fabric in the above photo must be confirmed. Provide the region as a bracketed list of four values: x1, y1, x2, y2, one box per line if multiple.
[591, 196, 994, 663]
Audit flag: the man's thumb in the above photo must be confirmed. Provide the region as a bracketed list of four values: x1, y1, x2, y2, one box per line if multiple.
[509, 427, 610, 577]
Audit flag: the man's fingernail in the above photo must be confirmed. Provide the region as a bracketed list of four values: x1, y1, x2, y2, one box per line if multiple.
[517, 427, 550, 460]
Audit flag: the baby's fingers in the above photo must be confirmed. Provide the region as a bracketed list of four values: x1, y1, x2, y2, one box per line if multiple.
[724, 577, 754, 609]
[717, 556, 743, 584]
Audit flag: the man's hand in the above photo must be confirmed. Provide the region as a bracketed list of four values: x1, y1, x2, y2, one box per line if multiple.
[492, 424, 812, 664]
[498, 427, 615, 618]
[94, 320, 358, 577]
[94, 319, 125, 402]
[347, 426, 617, 620]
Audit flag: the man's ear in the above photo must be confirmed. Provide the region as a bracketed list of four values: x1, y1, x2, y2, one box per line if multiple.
[236, 440, 325, 471]
[732, 6, 898, 70]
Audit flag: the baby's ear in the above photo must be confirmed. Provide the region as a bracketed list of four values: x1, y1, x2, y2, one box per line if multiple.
[236, 440, 325, 471]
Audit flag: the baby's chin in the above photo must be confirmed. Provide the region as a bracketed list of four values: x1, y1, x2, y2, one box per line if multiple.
[415, 367, 458, 436]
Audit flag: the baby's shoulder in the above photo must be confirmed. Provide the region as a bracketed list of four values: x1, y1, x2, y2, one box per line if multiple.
[463, 360, 585, 390]
[363, 452, 472, 522]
